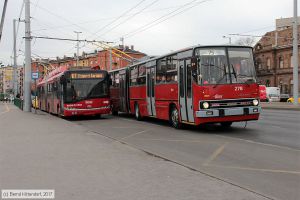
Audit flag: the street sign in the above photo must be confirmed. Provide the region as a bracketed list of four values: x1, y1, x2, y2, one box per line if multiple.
[32, 72, 39, 79]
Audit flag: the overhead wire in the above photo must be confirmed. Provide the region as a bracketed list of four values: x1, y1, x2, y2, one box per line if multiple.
[10, 2, 24, 60]
[31, 4, 190, 33]
[120, 0, 212, 40]
[88, 0, 147, 39]
[96, 0, 160, 39]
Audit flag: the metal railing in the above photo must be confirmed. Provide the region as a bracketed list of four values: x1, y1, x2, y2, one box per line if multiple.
[14, 98, 23, 110]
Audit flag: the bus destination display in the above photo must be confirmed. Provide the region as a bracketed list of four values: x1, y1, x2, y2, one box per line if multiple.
[70, 73, 104, 79]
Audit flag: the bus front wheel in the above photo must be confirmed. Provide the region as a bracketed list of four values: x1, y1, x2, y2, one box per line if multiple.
[220, 122, 232, 128]
[170, 106, 182, 129]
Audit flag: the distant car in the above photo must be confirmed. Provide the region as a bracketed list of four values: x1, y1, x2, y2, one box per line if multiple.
[259, 85, 267, 102]
[287, 97, 300, 103]
[266, 87, 280, 102]
[280, 94, 290, 102]
[32, 96, 39, 109]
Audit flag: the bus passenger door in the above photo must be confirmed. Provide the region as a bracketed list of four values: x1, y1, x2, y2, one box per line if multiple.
[119, 69, 129, 113]
[146, 66, 156, 116]
[179, 59, 194, 123]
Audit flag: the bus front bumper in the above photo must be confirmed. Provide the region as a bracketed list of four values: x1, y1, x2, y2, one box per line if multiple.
[195, 106, 261, 118]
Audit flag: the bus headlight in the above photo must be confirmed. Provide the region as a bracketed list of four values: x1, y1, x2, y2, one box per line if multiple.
[202, 102, 210, 109]
[253, 99, 259, 106]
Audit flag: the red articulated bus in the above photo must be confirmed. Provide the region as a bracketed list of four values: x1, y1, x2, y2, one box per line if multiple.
[110, 45, 261, 128]
[37, 67, 111, 117]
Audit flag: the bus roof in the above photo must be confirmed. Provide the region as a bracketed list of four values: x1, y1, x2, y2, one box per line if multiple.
[108, 45, 253, 73]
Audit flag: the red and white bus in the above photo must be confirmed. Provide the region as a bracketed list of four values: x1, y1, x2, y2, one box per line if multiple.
[37, 67, 111, 117]
[110, 45, 261, 128]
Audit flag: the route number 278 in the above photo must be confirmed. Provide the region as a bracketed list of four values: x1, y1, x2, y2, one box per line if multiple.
[235, 86, 244, 91]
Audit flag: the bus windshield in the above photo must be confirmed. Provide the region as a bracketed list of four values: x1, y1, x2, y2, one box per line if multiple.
[195, 47, 256, 85]
[65, 75, 108, 103]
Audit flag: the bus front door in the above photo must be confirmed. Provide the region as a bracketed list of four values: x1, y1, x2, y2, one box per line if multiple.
[119, 70, 129, 113]
[179, 59, 195, 123]
[146, 66, 156, 116]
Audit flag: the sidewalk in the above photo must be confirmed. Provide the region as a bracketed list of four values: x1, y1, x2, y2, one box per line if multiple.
[0, 103, 268, 200]
[261, 102, 300, 111]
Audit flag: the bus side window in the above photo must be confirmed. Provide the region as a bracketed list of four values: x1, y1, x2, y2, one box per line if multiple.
[137, 64, 146, 85]
[166, 55, 178, 83]
[130, 66, 138, 86]
[156, 57, 167, 84]
[115, 72, 119, 87]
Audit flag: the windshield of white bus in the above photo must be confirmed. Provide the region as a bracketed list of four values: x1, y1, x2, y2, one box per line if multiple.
[195, 47, 256, 85]
[65, 73, 108, 103]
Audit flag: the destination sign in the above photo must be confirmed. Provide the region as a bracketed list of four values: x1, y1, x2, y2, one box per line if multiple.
[70, 73, 104, 79]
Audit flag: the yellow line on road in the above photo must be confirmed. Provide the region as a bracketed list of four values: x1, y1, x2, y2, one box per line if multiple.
[203, 142, 228, 166]
[206, 164, 300, 175]
[131, 138, 211, 143]
[120, 130, 149, 141]
[216, 134, 300, 152]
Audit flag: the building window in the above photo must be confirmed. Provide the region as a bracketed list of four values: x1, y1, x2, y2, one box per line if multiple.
[279, 57, 284, 69]
[256, 58, 262, 70]
[266, 58, 271, 70]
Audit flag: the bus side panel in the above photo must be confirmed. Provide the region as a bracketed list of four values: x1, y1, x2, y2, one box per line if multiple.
[129, 85, 147, 116]
[155, 83, 178, 120]
[110, 87, 120, 112]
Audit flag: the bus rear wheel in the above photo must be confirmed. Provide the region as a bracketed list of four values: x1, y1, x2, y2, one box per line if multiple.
[170, 106, 182, 129]
[135, 103, 142, 121]
[111, 105, 118, 116]
[220, 122, 233, 128]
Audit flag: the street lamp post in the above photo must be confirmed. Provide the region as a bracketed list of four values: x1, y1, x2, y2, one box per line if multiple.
[293, 0, 299, 106]
[74, 31, 82, 67]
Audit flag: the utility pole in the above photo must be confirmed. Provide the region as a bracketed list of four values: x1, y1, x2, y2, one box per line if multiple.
[13, 19, 18, 97]
[23, 0, 32, 112]
[109, 47, 112, 71]
[74, 31, 81, 67]
[0, 0, 8, 43]
[293, 0, 299, 106]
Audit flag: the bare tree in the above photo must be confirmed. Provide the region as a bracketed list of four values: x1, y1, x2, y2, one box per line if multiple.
[234, 37, 256, 47]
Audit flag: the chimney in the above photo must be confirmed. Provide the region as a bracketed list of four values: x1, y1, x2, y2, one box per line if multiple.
[131, 45, 134, 50]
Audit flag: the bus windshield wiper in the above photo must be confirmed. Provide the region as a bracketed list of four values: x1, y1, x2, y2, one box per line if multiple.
[230, 64, 237, 80]
[213, 64, 228, 88]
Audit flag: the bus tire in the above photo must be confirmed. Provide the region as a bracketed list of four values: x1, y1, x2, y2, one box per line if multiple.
[57, 105, 62, 117]
[170, 106, 182, 129]
[112, 110, 118, 116]
[111, 105, 118, 116]
[220, 122, 232, 128]
[135, 103, 142, 121]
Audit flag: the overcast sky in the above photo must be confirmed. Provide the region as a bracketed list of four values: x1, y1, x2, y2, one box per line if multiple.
[0, 0, 295, 65]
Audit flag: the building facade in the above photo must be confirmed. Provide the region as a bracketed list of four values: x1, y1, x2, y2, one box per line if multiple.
[0, 66, 14, 95]
[31, 45, 147, 79]
[254, 20, 300, 95]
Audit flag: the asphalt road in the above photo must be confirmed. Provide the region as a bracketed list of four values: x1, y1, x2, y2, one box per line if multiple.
[0, 103, 270, 200]
[71, 109, 300, 200]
